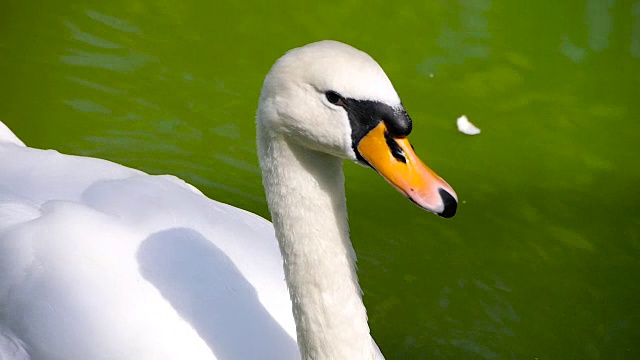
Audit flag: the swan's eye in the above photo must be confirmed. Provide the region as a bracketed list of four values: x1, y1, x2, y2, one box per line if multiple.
[325, 91, 346, 106]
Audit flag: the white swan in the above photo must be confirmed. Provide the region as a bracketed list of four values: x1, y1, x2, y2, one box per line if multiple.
[0, 40, 457, 360]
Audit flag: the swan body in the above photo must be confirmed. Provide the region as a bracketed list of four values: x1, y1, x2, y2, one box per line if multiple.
[0, 40, 457, 359]
[0, 142, 297, 359]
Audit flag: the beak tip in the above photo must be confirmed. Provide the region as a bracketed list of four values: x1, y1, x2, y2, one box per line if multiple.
[437, 188, 458, 218]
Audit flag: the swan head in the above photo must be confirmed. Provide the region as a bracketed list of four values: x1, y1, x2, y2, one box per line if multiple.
[257, 40, 457, 218]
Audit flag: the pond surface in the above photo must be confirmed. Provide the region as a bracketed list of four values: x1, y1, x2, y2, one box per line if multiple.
[2, 0, 639, 358]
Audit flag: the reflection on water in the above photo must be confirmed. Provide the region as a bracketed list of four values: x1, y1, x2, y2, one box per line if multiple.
[586, 0, 614, 52]
[1, 0, 639, 358]
[418, 0, 491, 75]
[634, 1, 640, 57]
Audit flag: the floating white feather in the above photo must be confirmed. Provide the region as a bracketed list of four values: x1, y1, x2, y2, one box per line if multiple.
[456, 115, 481, 135]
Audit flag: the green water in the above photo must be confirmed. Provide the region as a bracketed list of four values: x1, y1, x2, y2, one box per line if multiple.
[2, 0, 639, 358]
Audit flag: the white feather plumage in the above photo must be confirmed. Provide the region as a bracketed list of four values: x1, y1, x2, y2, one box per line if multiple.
[0, 41, 411, 359]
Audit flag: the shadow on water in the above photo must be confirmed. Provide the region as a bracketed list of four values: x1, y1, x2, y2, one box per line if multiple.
[137, 228, 298, 359]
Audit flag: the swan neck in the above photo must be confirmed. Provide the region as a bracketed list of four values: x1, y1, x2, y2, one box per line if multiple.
[258, 132, 379, 359]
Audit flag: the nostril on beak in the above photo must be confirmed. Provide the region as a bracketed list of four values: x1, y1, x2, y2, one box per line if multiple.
[437, 188, 458, 218]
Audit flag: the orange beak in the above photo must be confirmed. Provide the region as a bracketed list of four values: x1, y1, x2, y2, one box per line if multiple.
[357, 122, 457, 217]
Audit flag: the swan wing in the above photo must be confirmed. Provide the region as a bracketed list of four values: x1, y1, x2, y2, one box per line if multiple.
[0, 141, 298, 360]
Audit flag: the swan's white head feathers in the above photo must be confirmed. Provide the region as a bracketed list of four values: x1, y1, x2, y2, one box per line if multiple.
[269, 40, 401, 105]
[257, 40, 401, 160]
[257, 40, 457, 218]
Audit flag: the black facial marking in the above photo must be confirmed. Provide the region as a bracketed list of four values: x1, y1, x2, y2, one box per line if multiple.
[384, 130, 406, 163]
[388, 107, 412, 138]
[341, 98, 412, 164]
